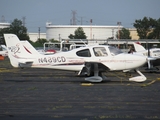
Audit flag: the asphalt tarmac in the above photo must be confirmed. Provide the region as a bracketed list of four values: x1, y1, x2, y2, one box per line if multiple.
[0, 57, 160, 120]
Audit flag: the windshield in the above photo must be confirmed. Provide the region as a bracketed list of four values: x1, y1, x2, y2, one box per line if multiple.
[108, 46, 123, 55]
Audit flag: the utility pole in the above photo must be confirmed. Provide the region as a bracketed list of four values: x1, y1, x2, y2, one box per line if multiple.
[112, 29, 114, 39]
[22, 16, 26, 27]
[90, 19, 92, 40]
[117, 22, 121, 39]
[1, 15, 5, 22]
[81, 17, 83, 25]
[38, 27, 40, 39]
[71, 10, 77, 25]
[59, 34, 61, 41]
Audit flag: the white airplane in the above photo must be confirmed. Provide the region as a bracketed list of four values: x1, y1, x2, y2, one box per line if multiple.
[0, 45, 8, 56]
[133, 42, 160, 70]
[4, 34, 148, 82]
[133, 42, 160, 58]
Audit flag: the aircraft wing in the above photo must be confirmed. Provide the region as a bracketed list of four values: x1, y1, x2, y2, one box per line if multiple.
[79, 61, 109, 76]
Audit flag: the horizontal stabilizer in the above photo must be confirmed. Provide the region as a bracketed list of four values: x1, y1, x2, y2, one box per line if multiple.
[18, 59, 34, 64]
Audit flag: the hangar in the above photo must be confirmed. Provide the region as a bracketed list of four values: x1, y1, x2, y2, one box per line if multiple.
[46, 22, 122, 41]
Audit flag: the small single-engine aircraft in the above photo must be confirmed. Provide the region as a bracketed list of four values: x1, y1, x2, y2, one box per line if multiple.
[4, 34, 148, 82]
[133, 42, 160, 58]
[133, 42, 160, 70]
[0, 45, 8, 56]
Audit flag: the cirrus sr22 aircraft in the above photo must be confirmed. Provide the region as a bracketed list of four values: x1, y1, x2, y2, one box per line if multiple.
[4, 34, 148, 83]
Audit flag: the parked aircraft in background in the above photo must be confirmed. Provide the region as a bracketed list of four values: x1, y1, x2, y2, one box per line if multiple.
[4, 34, 148, 82]
[133, 42, 160, 58]
[133, 42, 160, 70]
[0, 45, 8, 56]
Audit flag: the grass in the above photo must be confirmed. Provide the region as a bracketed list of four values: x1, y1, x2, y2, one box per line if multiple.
[47, 105, 73, 111]
[27, 87, 37, 90]
[95, 115, 135, 119]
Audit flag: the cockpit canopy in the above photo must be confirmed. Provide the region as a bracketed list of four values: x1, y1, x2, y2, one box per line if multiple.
[76, 45, 123, 57]
[108, 46, 123, 55]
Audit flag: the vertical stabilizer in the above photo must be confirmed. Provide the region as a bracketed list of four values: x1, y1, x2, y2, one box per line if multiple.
[133, 42, 146, 52]
[4, 34, 38, 67]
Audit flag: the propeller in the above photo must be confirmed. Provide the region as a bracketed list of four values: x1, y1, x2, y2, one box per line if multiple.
[147, 41, 151, 69]
[146, 41, 157, 70]
[134, 41, 156, 70]
[147, 57, 156, 69]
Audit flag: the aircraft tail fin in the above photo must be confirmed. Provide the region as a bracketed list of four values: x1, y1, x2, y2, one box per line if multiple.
[4, 34, 40, 67]
[133, 42, 146, 52]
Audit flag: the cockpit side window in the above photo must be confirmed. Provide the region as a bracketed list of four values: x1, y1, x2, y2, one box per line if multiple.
[93, 47, 108, 57]
[76, 49, 91, 57]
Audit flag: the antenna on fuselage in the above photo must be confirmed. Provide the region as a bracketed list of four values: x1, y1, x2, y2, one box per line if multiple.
[80, 39, 87, 46]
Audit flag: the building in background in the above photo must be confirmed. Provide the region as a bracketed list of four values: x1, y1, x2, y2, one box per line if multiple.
[0, 22, 10, 29]
[0, 22, 46, 42]
[28, 33, 46, 42]
[46, 22, 123, 41]
[129, 28, 139, 40]
[0, 22, 139, 42]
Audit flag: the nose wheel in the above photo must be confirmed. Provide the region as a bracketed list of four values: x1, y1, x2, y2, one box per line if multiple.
[129, 69, 146, 82]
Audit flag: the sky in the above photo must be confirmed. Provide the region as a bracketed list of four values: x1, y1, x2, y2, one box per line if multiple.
[0, 0, 160, 33]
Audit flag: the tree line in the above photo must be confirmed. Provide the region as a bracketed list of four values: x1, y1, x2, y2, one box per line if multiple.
[134, 17, 160, 39]
[0, 17, 160, 47]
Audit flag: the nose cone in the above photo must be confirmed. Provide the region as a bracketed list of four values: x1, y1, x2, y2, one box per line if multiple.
[125, 54, 147, 69]
[132, 54, 147, 68]
[138, 55, 147, 66]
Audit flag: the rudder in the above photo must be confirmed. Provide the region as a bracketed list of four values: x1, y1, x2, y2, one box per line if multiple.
[4, 34, 37, 67]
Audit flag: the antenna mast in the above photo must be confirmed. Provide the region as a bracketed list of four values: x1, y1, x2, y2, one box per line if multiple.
[71, 10, 77, 25]
[22, 16, 26, 27]
[1, 15, 5, 22]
